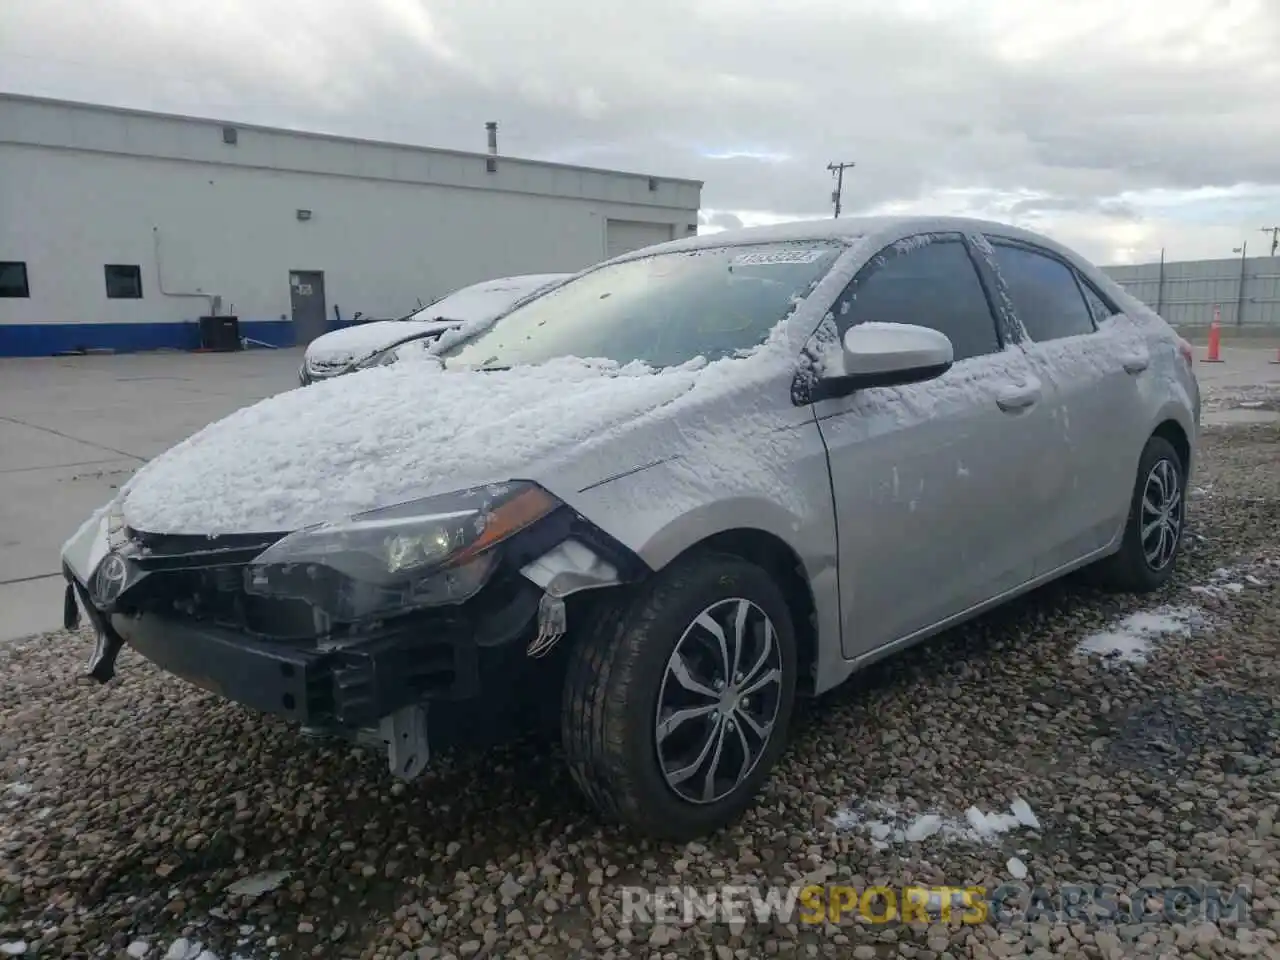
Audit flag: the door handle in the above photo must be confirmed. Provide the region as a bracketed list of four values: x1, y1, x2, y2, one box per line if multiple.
[996, 384, 1041, 412]
[1121, 352, 1149, 374]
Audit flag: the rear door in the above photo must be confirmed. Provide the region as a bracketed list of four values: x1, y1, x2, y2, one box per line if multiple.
[810, 233, 1056, 659]
[979, 238, 1150, 570]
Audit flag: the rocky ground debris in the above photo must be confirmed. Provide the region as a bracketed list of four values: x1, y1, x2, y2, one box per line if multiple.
[1, 423, 1277, 959]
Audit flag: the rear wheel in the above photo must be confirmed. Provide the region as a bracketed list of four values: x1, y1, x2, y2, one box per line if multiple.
[1091, 434, 1186, 593]
[561, 551, 797, 840]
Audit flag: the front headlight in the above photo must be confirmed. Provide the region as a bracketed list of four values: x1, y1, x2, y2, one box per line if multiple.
[245, 482, 560, 619]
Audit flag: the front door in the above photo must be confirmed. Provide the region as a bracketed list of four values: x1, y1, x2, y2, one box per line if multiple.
[810, 234, 1055, 659]
[289, 271, 328, 346]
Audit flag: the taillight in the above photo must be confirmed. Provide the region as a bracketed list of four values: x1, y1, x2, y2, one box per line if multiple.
[1176, 337, 1194, 367]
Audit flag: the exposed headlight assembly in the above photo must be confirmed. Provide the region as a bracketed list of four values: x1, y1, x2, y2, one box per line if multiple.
[245, 482, 560, 620]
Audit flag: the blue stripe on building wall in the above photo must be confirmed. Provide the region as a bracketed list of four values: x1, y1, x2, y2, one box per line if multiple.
[0, 320, 297, 357]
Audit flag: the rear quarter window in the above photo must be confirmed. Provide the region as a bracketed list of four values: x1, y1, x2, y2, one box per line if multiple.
[1078, 278, 1122, 325]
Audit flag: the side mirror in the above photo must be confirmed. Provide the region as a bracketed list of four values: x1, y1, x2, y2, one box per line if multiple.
[814, 323, 953, 400]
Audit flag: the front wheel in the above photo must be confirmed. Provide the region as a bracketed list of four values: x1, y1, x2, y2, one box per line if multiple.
[561, 551, 797, 840]
[1091, 434, 1186, 593]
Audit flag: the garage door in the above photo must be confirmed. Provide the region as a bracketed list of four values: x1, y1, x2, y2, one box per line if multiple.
[605, 220, 674, 260]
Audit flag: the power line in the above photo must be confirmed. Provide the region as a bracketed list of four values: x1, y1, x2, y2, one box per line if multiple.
[827, 161, 855, 219]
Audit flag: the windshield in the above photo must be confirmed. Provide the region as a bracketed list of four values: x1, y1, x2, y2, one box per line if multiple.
[405, 276, 560, 324]
[438, 241, 842, 371]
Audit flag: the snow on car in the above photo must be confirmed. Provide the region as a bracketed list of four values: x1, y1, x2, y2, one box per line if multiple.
[61, 215, 1199, 840]
[298, 273, 570, 384]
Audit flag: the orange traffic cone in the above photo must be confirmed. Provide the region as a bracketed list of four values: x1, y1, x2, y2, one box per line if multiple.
[1203, 307, 1224, 362]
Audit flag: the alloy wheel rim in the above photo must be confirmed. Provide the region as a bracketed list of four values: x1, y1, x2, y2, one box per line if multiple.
[1140, 457, 1183, 571]
[654, 597, 783, 805]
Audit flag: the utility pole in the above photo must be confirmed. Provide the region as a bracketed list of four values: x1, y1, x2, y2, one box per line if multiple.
[827, 161, 855, 218]
[1232, 241, 1248, 326]
[1260, 226, 1280, 257]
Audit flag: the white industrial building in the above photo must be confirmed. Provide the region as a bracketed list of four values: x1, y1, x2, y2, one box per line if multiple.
[0, 94, 702, 357]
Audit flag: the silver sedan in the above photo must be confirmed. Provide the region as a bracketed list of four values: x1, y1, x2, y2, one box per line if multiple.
[61, 215, 1199, 840]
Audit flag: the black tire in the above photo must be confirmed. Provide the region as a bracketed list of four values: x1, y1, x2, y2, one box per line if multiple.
[1090, 434, 1186, 593]
[561, 550, 797, 841]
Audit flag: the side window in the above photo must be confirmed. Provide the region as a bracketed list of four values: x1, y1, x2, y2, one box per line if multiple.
[1078, 278, 1120, 325]
[837, 237, 1000, 362]
[987, 242, 1095, 342]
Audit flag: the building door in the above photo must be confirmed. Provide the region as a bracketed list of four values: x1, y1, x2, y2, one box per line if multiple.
[605, 220, 674, 260]
[289, 271, 328, 346]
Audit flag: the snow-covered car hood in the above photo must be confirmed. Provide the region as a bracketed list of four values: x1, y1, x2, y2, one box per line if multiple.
[304, 319, 456, 367]
[119, 357, 705, 536]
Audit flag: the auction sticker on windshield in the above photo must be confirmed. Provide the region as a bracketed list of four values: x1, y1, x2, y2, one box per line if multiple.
[730, 250, 828, 266]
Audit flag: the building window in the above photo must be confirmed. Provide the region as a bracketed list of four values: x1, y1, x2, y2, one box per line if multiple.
[105, 264, 143, 299]
[0, 261, 29, 298]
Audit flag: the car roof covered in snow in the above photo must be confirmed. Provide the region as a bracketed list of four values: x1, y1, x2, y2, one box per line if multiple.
[606, 215, 1090, 267]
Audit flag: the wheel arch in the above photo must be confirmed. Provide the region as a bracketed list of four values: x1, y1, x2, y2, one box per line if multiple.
[665, 528, 821, 696]
[1151, 417, 1191, 475]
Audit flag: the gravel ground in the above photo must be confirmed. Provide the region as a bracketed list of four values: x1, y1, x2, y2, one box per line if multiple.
[2, 422, 1278, 960]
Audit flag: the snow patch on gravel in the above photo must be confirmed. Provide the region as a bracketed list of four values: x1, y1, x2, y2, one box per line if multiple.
[1074, 604, 1205, 664]
[164, 939, 227, 960]
[830, 796, 1040, 848]
[225, 870, 291, 899]
[1190, 558, 1275, 599]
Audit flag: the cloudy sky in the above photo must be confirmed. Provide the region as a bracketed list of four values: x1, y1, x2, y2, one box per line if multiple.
[3, 0, 1278, 265]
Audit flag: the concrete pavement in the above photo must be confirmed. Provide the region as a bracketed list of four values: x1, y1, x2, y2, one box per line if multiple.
[1192, 344, 1280, 425]
[0, 348, 303, 642]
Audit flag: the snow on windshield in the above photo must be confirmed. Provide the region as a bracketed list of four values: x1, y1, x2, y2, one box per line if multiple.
[406, 274, 568, 324]
[432, 243, 843, 369]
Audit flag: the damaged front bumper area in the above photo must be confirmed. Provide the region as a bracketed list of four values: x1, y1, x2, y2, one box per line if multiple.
[60, 489, 646, 779]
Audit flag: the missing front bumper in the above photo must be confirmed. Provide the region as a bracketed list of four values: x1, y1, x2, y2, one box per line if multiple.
[61, 566, 511, 730]
[111, 611, 481, 728]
